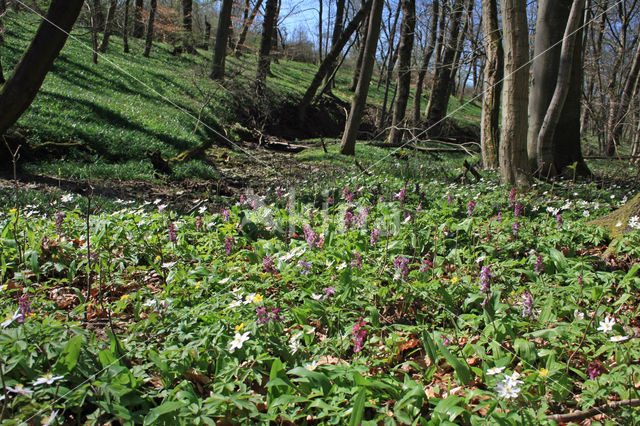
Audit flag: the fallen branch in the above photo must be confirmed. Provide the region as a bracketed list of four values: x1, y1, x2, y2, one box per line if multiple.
[367, 142, 478, 155]
[547, 398, 640, 423]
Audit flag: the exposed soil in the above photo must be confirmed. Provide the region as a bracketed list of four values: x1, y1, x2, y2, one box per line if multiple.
[0, 142, 348, 212]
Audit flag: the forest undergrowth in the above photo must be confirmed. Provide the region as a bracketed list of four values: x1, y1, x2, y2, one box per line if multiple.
[1, 146, 640, 425]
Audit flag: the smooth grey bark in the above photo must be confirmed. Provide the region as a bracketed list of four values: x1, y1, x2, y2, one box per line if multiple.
[499, 0, 530, 187]
[210, 0, 234, 80]
[0, 0, 85, 166]
[528, 0, 589, 176]
[424, 0, 465, 136]
[388, 0, 416, 144]
[98, 0, 118, 53]
[298, 0, 372, 120]
[256, 0, 278, 90]
[133, 0, 144, 38]
[480, 0, 503, 169]
[123, 0, 131, 53]
[142, 0, 157, 57]
[412, 0, 439, 125]
[340, 0, 384, 155]
[536, 0, 586, 177]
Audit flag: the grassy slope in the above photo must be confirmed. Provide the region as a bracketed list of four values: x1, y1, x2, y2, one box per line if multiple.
[2, 11, 481, 181]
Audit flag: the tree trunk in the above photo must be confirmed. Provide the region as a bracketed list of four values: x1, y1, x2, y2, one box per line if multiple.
[210, 0, 234, 80]
[536, 0, 586, 177]
[133, 0, 144, 38]
[449, 0, 474, 96]
[298, 0, 372, 120]
[204, 18, 211, 50]
[349, 1, 369, 92]
[318, 0, 323, 63]
[605, 32, 640, 157]
[0, 0, 5, 85]
[235, 0, 264, 54]
[480, 0, 503, 169]
[0, 0, 85, 166]
[143, 0, 157, 58]
[412, 0, 439, 126]
[93, 0, 105, 31]
[499, 0, 530, 187]
[388, 0, 416, 144]
[98, 0, 118, 53]
[424, 0, 465, 137]
[340, 0, 384, 156]
[375, 0, 402, 129]
[123, 0, 131, 53]
[256, 0, 278, 91]
[323, 0, 346, 90]
[182, 0, 195, 53]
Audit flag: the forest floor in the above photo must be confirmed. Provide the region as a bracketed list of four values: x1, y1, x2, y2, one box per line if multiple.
[3, 10, 640, 426]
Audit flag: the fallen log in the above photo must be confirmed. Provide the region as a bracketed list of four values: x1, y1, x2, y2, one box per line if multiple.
[547, 398, 640, 423]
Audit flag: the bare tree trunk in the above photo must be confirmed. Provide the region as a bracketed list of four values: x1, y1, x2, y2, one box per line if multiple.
[182, 0, 195, 53]
[388, 0, 416, 144]
[499, 0, 530, 187]
[412, 0, 439, 126]
[204, 18, 211, 50]
[256, 0, 278, 91]
[318, 0, 323, 63]
[340, 0, 384, 156]
[298, 0, 372, 120]
[133, 0, 144, 38]
[425, 0, 465, 136]
[210, 0, 234, 80]
[449, 0, 474, 96]
[89, 1, 99, 64]
[93, 0, 105, 31]
[0, 0, 5, 85]
[0, 0, 85, 167]
[349, 1, 369, 91]
[323, 0, 346, 90]
[235, 0, 264, 55]
[606, 32, 640, 157]
[123, 0, 131, 53]
[536, 0, 586, 177]
[480, 0, 503, 169]
[143, 0, 157, 58]
[98, 0, 117, 53]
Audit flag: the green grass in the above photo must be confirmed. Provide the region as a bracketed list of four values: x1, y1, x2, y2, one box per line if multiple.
[2, 11, 481, 182]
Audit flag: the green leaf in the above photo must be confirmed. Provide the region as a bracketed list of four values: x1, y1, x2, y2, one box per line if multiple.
[143, 401, 183, 425]
[348, 387, 367, 426]
[54, 335, 82, 375]
[436, 338, 471, 385]
[422, 330, 439, 364]
[548, 248, 567, 273]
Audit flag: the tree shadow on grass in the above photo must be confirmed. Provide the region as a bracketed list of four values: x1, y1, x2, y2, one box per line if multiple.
[32, 91, 200, 159]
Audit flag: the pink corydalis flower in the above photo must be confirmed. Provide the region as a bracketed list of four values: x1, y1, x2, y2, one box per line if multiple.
[352, 317, 367, 353]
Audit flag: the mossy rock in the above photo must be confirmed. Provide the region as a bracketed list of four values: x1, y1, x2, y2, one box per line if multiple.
[588, 192, 640, 256]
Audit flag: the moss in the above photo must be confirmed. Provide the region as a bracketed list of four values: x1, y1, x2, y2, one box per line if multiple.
[588, 192, 640, 255]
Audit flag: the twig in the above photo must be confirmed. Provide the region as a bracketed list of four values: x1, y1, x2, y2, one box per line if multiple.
[548, 398, 640, 423]
[354, 159, 372, 176]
